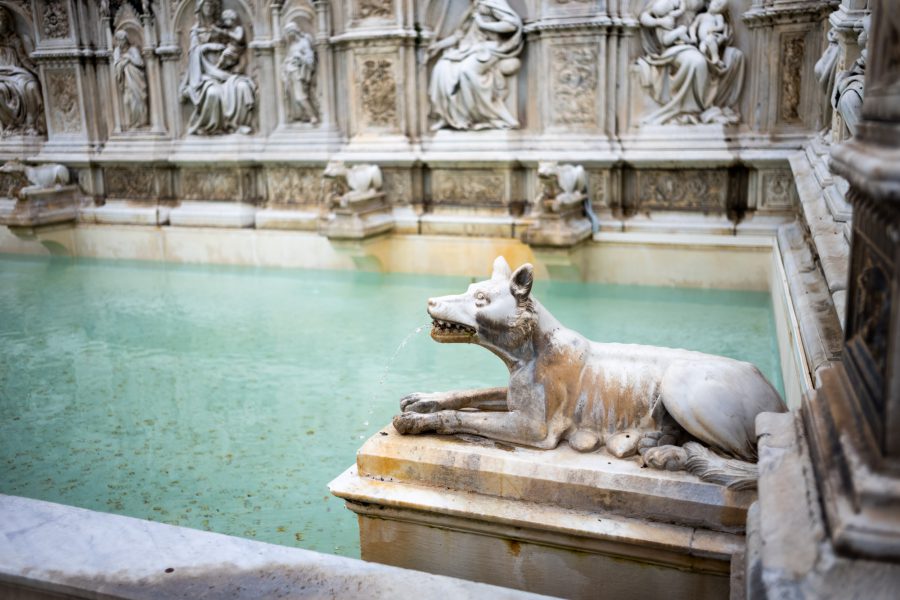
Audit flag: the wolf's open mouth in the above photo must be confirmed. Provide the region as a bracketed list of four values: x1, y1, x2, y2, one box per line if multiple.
[431, 319, 476, 338]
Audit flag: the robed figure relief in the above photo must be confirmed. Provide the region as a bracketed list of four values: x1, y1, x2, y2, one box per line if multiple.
[636, 0, 745, 125]
[427, 0, 524, 131]
[281, 22, 318, 124]
[114, 30, 149, 130]
[0, 7, 45, 136]
[179, 0, 257, 135]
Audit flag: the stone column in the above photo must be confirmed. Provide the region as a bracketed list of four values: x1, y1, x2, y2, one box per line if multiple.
[747, 0, 900, 594]
[142, 8, 166, 134]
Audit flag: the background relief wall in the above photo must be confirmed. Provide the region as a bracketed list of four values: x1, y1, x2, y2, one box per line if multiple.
[0, 1, 841, 235]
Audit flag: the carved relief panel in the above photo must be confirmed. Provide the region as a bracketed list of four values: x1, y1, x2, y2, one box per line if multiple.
[355, 0, 393, 21]
[265, 166, 322, 205]
[105, 166, 159, 199]
[432, 169, 508, 207]
[758, 169, 797, 211]
[0, 5, 46, 136]
[355, 53, 398, 130]
[181, 167, 249, 202]
[630, 170, 728, 212]
[550, 43, 598, 128]
[779, 33, 805, 124]
[39, 0, 71, 40]
[44, 68, 82, 134]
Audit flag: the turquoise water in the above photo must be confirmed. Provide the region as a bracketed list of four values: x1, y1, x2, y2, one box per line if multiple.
[0, 255, 782, 558]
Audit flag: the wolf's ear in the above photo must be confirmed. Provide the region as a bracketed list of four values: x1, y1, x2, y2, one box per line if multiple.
[491, 255, 512, 280]
[510, 263, 534, 303]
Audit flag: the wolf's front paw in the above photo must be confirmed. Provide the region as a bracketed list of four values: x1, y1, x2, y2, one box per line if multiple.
[400, 392, 442, 413]
[392, 412, 438, 435]
[642, 445, 688, 471]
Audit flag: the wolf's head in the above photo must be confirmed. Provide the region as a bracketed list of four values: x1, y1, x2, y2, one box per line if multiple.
[427, 256, 536, 361]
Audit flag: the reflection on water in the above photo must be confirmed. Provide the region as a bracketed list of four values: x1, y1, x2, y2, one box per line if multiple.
[0, 255, 782, 558]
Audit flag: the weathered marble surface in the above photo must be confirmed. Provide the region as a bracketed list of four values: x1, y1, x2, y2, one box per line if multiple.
[0, 494, 550, 600]
[330, 425, 744, 599]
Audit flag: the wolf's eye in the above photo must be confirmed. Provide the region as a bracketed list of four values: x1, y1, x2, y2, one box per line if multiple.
[476, 292, 487, 302]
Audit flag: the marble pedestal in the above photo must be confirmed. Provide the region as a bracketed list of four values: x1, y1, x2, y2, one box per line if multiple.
[0, 185, 80, 229]
[522, 205, 593, 248]
[330, 427, 752, 600]
[320, 193, 394, 240]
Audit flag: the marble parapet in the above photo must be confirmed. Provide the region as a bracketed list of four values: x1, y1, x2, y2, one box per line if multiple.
[0, 494, 549, 600]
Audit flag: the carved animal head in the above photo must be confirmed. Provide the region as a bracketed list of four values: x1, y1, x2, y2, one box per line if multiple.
[426, 256, 536, 359]
[323, 160, 347, 181]
[0, 160, 26, 174]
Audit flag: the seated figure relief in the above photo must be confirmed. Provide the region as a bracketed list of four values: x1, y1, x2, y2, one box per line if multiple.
[636, 0, 745, 125]
[179, 0, 256, 135]
[394, 257, 786, 489]
[0, 7, 45, 137]
[427, 0, 524, 131]
[281, 22, 318, 124]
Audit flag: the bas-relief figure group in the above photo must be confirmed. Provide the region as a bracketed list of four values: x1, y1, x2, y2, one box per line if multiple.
[636, 0, 744, 125]
[0, 6, 44, 137]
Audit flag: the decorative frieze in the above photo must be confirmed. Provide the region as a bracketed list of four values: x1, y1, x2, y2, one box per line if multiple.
[632, 170, 728, 212]
[431, 170, 506, 206]
[181, 168, 243, 202]
[104, 167, 157, 199]
[265, 166, 321, 205]
[551, 44, 598, 127]
[45, 69, 81, 134]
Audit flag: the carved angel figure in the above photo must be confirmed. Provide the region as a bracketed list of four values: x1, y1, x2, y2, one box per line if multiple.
[114, 30, 149, 130]
[179, 0, 256, 135]
[636, 0, 745, 125]
[0, 7, 45, 136]
[427, 0, 524, 131]
[281, 22, 318, 124]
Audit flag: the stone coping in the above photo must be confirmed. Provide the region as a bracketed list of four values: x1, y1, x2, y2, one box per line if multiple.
[344, 426, 754, 535]
[0, 494, 551, 600]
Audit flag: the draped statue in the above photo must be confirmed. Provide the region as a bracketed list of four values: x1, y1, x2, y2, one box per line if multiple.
[833, 17, 869, 138]
[114, 30, 149, 130]
[0, 7, 45, 136]
[427, 0, 524, 131]
[281, 22, 318, 124]
[636, 0, 744, 125]
[179, 0, 256, 135]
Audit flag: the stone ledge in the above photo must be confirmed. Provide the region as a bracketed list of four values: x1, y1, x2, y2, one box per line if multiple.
[0, 494, 547, 600]
[348, 426, 754, 534]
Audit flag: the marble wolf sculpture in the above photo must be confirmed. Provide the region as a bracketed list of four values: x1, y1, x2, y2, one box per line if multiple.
[393, 256, 786, 489]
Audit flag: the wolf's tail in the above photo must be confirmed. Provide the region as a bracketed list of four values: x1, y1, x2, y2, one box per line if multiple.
[682, 442, 759, 491]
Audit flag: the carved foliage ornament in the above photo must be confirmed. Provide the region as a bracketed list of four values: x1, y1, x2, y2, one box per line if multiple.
[358, 57, 397, 128]
[552, 45, 598, 127]
[45, 70, 81, 133]
[432, 170, 505, 206]
[635, 170, 727, 211]
[780, 34, 804, 123]
[356, 0, 392, 19]
[105, 167, 156, 199]
[42, 0, 70, 38]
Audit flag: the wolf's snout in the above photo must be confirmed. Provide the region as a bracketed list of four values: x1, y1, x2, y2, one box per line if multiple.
[427, 298, 439, 313]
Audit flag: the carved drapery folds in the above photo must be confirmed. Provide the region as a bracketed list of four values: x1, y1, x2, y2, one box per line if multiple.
[426, 0, 524, 131]
[179, 0, 257, 135]
[636, 0, 745, 125]
[113, 5, 150, 131]
[0, 6, 45, 136]
[833, 16, 869, 138]
[281, 21, 318, 124]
